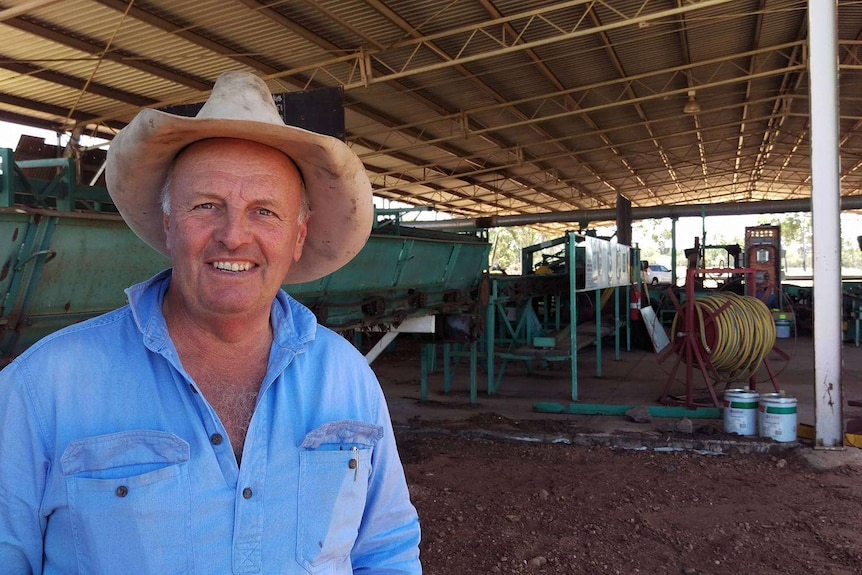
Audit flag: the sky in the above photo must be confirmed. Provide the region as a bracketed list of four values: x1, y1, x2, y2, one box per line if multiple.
[0, 119, 109, 150]
[0, 120, 54, 148]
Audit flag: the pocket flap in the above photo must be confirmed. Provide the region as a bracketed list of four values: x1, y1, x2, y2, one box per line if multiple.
[61, 430, 190, 476]
[300, 420, 383, 449]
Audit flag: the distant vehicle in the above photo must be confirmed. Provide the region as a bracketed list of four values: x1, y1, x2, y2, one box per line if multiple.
[642, 264, 673, 285]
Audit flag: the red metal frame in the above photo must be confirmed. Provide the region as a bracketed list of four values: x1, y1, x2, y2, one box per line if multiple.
[657, 268, 786, 409]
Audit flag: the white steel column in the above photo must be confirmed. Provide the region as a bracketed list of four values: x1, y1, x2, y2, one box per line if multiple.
[808, 0, 843, 448]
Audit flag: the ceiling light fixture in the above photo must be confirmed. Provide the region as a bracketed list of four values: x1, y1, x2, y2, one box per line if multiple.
[683, 90, 702, 114]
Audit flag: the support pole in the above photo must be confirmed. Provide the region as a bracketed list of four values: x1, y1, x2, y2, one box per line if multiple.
[486, 280, 497, 395]
[614, 286, 621, 360]
[568, 233, 579, 400]
[808, 0, 844, 448]
[595, 287, 602, 377]
[625, 283, 631, 352]
[671, 218, 678, 286]
[469, 341, 477, 405]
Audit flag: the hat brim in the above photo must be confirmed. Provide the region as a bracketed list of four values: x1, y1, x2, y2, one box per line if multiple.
[105, 108, 372, 285]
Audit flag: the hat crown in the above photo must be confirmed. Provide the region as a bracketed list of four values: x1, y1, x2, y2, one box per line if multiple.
[196, 71, 284, 126]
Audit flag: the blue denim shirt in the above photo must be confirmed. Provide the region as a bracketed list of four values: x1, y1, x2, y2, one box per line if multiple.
[0, 270, 421, 574]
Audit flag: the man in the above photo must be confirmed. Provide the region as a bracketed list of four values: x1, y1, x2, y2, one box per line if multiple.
[0, 71, 421, 574]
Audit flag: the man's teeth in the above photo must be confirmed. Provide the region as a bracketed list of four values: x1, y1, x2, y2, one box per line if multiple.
[212, 261, 253, 272]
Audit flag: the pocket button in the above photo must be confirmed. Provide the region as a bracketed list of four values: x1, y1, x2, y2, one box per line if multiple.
[115, 485, 128, 498]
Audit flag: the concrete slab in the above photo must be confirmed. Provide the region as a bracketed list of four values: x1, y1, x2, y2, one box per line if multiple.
[798, 446, 862, 470]
[372, 333, 862, 456]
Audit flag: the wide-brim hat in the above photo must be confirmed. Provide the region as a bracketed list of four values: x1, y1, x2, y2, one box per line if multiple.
[105, 70, 372, 285]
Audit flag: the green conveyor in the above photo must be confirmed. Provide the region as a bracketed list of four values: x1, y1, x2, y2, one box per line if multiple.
[0, 148, 490, 361]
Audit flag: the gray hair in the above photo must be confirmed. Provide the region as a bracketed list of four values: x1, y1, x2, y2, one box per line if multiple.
[159, 162, 311, 225]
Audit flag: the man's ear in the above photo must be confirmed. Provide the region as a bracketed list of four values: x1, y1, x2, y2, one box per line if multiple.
[293, 222, 308, 262]
[162, 213, 172, 255]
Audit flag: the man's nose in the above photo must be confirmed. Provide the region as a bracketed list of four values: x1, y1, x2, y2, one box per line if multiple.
[215, 210, 251, 249]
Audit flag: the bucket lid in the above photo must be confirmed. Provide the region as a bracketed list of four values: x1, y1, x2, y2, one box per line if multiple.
[760, 394, 796, 404]
[725, 388, 758, 397]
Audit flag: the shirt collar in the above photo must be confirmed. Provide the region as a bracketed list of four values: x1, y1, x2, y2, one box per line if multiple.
[124, 269, 318, 359]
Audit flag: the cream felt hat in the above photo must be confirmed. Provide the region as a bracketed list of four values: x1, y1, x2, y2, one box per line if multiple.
[105, 70, 372, 285]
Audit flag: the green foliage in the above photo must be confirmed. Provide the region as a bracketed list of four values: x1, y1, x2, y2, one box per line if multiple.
[759, 213, 811, 271]
[488, 226, 550, 275]
[755, 212, 862, 272]
[487, 213, 862, 277]
[632, 220, 670, 265]
[842, 233, 862, 270]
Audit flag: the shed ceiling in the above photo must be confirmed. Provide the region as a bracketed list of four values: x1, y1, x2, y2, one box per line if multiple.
[2, 0, 861, 227]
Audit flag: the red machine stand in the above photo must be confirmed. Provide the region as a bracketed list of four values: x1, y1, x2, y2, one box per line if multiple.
[657, 267, 787, 409]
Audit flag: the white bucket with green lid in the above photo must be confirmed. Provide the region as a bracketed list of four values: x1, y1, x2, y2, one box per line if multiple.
[759, 393, 797, 442]
[723, 388, 759, 436]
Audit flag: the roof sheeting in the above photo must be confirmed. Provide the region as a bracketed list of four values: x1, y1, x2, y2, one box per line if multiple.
[1, 0, 858, 226]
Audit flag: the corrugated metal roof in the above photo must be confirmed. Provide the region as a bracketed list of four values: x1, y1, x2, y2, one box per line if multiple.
[0, 0, 857, 225]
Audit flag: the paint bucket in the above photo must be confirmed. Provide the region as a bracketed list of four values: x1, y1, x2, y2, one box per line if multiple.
[723, 388, 759, 436]
[759, 393, 798, 442]
[775, 320, 791, 339]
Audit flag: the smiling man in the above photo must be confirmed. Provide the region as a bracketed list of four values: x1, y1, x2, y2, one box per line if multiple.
[163, 139, 310, 326]
[0, 71, 421, 574]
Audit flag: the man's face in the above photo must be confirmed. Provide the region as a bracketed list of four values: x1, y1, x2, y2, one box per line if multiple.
[163, 138, 307, 321]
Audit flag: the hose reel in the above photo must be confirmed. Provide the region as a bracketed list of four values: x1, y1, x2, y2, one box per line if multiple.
[671, 292, 776, 381]
[658, 267, 785, 409]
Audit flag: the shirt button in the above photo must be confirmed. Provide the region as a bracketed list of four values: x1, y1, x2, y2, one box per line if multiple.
[116, 485, 128, 498]
[210, 433, 223, 445]
[242, 487, 253, 499]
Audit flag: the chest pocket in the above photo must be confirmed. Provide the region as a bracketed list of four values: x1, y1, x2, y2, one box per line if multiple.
[296, 420, 383, 573]
[61, 430, 193, 575]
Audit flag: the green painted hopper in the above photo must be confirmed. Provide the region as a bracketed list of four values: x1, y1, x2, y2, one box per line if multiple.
[0, 149, 489, 361]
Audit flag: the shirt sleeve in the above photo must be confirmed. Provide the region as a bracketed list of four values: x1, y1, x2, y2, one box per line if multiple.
[349, 379, 422, 574]
[0, 360, 49, 574]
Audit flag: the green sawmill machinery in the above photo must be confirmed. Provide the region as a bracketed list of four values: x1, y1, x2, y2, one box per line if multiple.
[0, 146, 490, 363]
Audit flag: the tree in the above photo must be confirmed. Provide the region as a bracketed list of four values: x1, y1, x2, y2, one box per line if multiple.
[488, 226, 549, 275]
[702, 230, 743, 268]
[632, 219, 671, 265]
[763, 213, 811, 271]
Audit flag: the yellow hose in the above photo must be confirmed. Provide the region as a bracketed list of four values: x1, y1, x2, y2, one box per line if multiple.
[671, 293, 776, 380]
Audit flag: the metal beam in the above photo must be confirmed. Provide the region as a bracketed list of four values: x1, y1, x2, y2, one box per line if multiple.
[0, 92, 123, 129]
[359, 7, 594, 209]
[93, 0, 283, 76]
[0, 0, 64, 22]
[2, 15, 211, 91]
[258, 0, 739, 90]
[0, 60, 156, 107]
[232, 0, 594, 212]
[404, 197, 862, 231]
[355, 52, 807, 159]
[366, 103, 796, 184]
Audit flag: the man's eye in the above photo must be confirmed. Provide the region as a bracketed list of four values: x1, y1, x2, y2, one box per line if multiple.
[194, 203, 214, 210]
[258, 208, 273, 216]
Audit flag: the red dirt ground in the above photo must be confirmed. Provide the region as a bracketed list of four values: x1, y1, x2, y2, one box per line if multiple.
[399, 428, 862, 575]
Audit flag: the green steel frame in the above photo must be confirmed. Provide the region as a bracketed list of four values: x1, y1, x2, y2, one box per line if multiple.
[486, 232, 629, 401]
[0, 148, 491, 362]
[421, 233, 634, 405]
